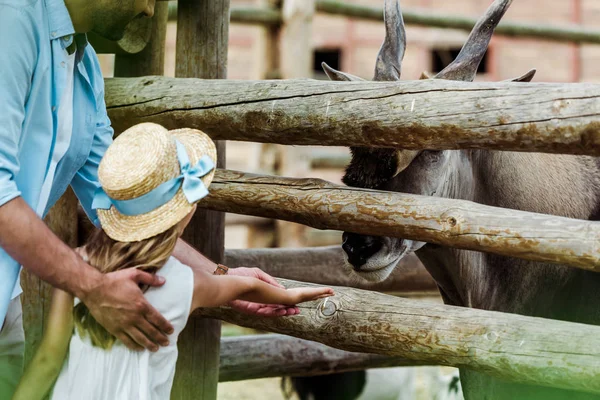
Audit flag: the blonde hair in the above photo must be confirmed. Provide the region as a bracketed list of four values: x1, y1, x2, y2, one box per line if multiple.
[73, 223, 184, 349]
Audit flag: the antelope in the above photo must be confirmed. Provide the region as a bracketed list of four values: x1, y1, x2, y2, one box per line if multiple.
[323, 0, 600, 398]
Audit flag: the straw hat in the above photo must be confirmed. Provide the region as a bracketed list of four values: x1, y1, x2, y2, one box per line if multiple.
[96, 122, 217, 242]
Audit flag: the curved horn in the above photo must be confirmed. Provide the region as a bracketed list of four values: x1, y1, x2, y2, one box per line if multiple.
[322, 62, 365, 81]
[504, 68, 537, 82]
[374, 0, 406, 81]
[435, 0, 513, 82]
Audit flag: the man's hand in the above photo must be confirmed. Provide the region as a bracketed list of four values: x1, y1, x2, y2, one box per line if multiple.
[227, 267, 300, 316]
[81, 269, 174, 351]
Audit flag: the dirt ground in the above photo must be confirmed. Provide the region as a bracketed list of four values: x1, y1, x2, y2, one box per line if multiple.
[218, 378, 296, 400]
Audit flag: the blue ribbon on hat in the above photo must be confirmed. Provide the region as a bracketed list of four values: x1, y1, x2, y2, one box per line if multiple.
[92, 140, 215, 216]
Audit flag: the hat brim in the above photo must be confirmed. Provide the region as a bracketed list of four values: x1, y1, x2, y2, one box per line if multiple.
[98, 129, 217, 242]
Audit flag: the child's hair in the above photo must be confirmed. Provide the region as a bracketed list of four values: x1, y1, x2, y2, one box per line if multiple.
[73, 223, 184, 349]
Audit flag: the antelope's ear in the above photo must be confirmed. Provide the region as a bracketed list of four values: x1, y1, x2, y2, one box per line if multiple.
[504, 68, 536, 82]
[419, 71, 433, 80]
[322, 62, 365, 81]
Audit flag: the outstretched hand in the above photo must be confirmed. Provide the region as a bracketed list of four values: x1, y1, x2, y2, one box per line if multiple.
[286, 287, 334, 304]
[82, 268, 173, 351]
[227, 267, 300, 317]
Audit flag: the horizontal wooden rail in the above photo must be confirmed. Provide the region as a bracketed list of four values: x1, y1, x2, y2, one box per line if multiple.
[199, 169, 600, 272]
[198, 278, 600, 394]
[219, 334, 427, 382]
[315, 0, 600, 45]
[224, 246, 437, 293]
[163, 2, 600, 44]
[310, 151, 351, 169]
[168, 3, 282, 26]
[105, 77, 600, 156]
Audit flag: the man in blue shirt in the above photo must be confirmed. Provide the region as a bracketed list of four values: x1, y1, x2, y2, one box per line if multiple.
[0, 0, 296, 396]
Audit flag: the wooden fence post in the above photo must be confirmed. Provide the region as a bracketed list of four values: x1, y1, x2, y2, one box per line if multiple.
[275, 0, 315, 248]
[171, 1, 230, 399]
[21, 189, 78, 367]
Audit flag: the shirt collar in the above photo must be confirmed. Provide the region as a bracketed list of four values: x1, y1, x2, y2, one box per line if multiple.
[45, 0, 89, 59]
[44, 0, 76, 40]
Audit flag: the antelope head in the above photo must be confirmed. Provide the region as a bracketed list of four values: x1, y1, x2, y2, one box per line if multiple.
[323, 0, 535, 282]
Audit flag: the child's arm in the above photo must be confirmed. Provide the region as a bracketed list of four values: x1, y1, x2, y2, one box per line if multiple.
[191, 269, 334, 311]
[12, 289, 74, 400]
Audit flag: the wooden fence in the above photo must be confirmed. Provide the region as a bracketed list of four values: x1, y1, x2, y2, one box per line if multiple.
[21, 1, 600, 399]
[200, 278, 600, 395]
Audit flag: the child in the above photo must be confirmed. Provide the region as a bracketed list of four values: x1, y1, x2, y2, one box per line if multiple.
[12, 123, 334, 400]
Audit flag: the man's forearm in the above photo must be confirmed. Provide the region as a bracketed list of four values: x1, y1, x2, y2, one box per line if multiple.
[0, 197, 100, 298]
[174, 238, 218, 274]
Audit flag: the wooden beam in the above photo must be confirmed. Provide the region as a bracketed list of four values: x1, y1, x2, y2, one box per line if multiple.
[310, 151, 351, 169]
[105, 78, 600, 156]
[22, 189, 78, 366]
[219, 334, 428, 382]
[315, 0, 600, 45]
[168, 2, 282, 26]
[225, 213, 272, 226]
[165, 2, 600, 45]
[275, 0, 315, 248]
[113, 2, 168, 76]
[198, 169, 600, 272]
[171, 2, 229, 400]
[198, 278, 600, 394]
[224, 246, 437, 293]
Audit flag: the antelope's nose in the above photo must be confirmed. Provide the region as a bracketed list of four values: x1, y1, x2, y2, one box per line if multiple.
[342, 232, 383, 269]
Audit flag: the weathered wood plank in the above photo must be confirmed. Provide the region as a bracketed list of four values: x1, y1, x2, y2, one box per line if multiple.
[198, 278, 600, 394]
[198, 169, 600, 272]
[224, 246, 437, 293]
[167, 2, 282, 26]
[165, 2, 600, 45]
[219, 334, 427, 382]
[171, 2, 229, 400]
[316, 0, 600, 45]
[22, 189, 78, 367]
[275, 0, 315, 248]
[105, 78, 600, 155]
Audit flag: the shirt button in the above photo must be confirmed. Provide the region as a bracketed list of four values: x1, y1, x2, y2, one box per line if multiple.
[63, 35, 72, 42]
[52, 106, 56, 112]
[51, 31, 57, 38]
[60, 61, 66, 67]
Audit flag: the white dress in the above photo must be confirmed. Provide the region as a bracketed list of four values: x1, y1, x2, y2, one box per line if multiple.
[51, 256, 194, 400]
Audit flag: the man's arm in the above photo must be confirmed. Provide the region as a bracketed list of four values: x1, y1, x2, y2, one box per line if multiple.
[0, 198, 98, 300]
[0, 198, 172, 350]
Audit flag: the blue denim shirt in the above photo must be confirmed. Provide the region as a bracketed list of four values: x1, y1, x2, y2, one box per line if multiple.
[0, 0, 113, 325]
